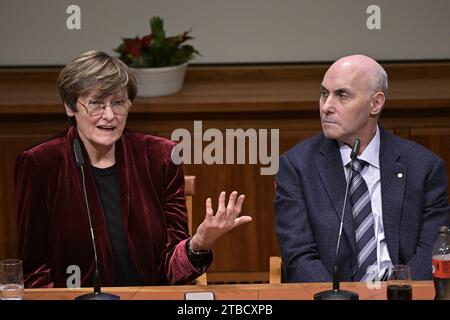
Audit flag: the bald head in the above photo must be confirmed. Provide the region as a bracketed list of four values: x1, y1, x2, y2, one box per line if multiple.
[327, 54, 388, 97]
[319, 54, 388, 149]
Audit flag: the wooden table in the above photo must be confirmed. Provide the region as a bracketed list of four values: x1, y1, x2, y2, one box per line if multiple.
[23, 281, 436, 300]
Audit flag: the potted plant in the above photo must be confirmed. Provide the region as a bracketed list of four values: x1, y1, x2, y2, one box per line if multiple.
[115, 16, 199, 97]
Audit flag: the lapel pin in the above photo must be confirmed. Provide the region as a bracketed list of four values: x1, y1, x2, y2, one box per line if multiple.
[397, 173, 403, 178]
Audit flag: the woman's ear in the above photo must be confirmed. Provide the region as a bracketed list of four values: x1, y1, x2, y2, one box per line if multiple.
[65, 104, 75, 117]
[370, 92, 385, 117]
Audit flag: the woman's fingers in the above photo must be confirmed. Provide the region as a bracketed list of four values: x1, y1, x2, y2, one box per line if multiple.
[198, 192, 252, 248]
[216, 191, 226, 216]
[234, 194, 245, 215]
[205, 197, 214, 220]
[226, 191, 238, 212]
[233, 215, 253, 228]
[206, 191, 248, 228]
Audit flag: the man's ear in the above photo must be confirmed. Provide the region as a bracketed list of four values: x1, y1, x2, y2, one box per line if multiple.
[65, 104, 75, 117]
[370, 92, 385, 117]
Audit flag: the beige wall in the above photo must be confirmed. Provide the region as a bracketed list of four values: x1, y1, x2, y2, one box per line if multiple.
[1, 0, 449, 66]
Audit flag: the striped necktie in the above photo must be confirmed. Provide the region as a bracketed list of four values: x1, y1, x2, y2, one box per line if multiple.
[350, 159, 377, 281]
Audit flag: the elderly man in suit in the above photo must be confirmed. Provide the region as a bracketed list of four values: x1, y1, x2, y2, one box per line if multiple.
[275, 54, 449, 282]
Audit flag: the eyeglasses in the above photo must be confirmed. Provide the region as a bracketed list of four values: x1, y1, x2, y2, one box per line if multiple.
[77, 98, 131, 116]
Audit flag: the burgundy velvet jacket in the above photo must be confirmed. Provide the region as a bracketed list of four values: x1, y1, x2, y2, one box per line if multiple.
[15, 127, 209, 288]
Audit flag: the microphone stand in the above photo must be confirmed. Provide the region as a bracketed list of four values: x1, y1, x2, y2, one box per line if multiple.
[73, 139, 120, 300]
[314, 139, 360, 300]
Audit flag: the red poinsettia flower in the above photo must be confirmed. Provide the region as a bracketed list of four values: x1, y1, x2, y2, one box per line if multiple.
[141, 34, 154, 46]
[123, 37, 142, 58]
[115, 16, 199, 68]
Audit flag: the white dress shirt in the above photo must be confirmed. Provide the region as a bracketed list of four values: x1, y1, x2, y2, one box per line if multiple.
[339, 126, 393, 279]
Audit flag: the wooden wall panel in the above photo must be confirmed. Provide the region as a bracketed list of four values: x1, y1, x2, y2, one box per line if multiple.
[410, 128, 450, 179]
[1, 64, 449, 283]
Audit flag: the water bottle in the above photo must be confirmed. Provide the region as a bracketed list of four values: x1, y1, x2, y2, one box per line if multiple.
[432, 226, 450, 300]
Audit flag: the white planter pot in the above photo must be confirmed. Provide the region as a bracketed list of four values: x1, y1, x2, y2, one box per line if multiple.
[131, 63, 188, 97]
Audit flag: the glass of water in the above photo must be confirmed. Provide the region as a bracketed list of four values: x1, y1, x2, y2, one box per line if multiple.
[0, 259, 24, 300]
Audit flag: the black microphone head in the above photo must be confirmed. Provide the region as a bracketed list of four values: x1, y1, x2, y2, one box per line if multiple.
[350, 139, 361, 161]
[73, 138, 85, 166]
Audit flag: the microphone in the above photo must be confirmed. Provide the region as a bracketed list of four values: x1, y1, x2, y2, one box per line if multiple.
[72, 138, 119, 300]
[314, 139, 361, 300]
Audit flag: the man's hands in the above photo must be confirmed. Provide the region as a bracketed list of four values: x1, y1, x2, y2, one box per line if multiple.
[189, 191, 253, 251]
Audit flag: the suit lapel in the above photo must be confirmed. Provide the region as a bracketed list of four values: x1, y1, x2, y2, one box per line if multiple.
[315, 137, 357, 253]
[379, 129, 406, 264]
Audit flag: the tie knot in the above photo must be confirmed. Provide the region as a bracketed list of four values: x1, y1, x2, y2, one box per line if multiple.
[351, 159, 367, 173]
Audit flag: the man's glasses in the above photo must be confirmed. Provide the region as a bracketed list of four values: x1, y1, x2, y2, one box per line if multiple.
[77, 98, 131, 116]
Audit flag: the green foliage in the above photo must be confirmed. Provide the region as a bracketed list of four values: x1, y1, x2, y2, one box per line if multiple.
[114, 16, 199, 68]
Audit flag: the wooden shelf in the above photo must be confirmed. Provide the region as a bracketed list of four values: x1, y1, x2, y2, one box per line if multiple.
[1, 63, 449, 115]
